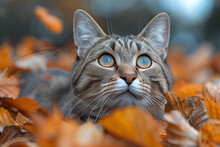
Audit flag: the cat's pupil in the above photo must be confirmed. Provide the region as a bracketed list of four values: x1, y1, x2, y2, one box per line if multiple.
[103, 56, 112, 65]
[139, 56, 149, 66]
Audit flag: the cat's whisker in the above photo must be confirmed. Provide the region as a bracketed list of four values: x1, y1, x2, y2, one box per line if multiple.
[151, 89, 165, 97]
[87, 94, 110, 121]
[64, 95, 90, 118]
[143, 92, 166, 107]
[95, 96, 111, 122]
[64, 88, 106, 117]
[87, 98, 104, 121]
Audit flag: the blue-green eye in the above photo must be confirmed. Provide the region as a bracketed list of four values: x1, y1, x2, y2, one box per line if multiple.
[137, 55, 151, 69]
[99, 54, 115, 67]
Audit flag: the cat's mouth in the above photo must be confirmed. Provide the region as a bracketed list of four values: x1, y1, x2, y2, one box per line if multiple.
[119, 90, 143, 100]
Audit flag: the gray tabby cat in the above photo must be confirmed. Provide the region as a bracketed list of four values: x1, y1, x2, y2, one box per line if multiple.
[61, 9, 173, 121]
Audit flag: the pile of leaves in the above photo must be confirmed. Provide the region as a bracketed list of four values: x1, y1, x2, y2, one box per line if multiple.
[0, 5, 219, 147]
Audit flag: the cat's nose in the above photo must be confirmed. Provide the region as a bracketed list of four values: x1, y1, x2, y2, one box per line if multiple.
[118, 64, 137, 85]
[121, 73, 136, 85]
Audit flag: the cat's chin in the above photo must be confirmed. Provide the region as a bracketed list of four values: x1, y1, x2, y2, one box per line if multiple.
[118, 91, 141, 100]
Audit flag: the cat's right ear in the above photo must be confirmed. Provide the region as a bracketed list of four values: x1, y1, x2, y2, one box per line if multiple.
[73, 9, 106, 58]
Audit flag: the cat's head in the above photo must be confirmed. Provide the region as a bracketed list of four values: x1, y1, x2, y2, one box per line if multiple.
[68, 9, 173, 121]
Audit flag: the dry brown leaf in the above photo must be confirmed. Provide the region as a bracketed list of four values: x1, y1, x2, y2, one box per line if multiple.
[164, 92, 184, 114]
[0, 107, 17, 127]
[0, 43, 14, 73]
[0, 74, 20, 99]
[203, 78, 220, 104]
[165, 93, 209, 129]
[35, 6, 63, 34]
[0, 126, 34, 145]
[199, 120, 220, 146]
[164, 110, 199, 146]
[16, 112, 29, 126]
[99, 107, 162, 147]
[183, 96, 220, 120]
[0, 97, 41, 117]
[184, 97, 209, 129]
[1, 138, 37, 147]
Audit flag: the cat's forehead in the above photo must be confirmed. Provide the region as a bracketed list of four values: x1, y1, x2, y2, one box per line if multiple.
[108, 35, 140, 63]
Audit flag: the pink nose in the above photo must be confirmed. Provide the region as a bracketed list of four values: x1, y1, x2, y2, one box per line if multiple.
[121, 73, 136, 85]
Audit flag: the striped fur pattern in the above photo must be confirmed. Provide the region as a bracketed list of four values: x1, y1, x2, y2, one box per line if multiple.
[62, 10, 173, 121]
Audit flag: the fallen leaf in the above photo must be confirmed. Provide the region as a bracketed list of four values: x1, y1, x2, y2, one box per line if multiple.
[99, 107, 162, 147]
[203, 78, 220, 104]
[0, 43, 14, 73]
[0, 107, 17, 127]
[164, 110, 198, 146]
[0, 74, 20, 99]
[34, 107, 129, 147]
[199, 120, 220, 146]
[172, 80, 203, 101]
[0, 126, 34, 145]
[16, 112, 29, 126]
[1, 138, 37, 147]
[165, 93, 209, 129]
[183, 96, 220, 120]
[0, 97, 40, 117]
[164, 92, 184, 114]
[35, 6, 63, 34]
[185, 98, 209, 129]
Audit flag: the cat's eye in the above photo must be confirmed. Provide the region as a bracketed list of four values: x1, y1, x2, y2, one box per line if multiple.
[136, 55, 151, 69]
[98, 54, 115, 68]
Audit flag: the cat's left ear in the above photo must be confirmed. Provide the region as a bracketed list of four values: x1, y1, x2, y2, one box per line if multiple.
[73, 9, 106, 58]
[138, 13, 170, 60]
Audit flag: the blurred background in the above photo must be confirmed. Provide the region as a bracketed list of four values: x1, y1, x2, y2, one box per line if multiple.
[0, 0, 220, 53]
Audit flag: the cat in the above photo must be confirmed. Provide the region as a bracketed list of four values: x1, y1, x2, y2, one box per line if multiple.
[60, 9, 173, 121]
[19, 9, 173, 122]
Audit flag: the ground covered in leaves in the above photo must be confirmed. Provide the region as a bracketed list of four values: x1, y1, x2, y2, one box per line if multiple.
[0, 5, 220, 147]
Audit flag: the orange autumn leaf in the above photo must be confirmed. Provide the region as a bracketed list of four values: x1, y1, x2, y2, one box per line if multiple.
[16, 112, 29, 126]
[203, 97, 220, 120]
[0, 43, 14, 72]
[0, 73, 20, 99]
[35, 6, 63, 34]
[99, 107, 162, 147]
[0, 107, 17, 127]
[0, 97, 40, 117]
[34, 107, 132, 147]
[199, 120, 220, 146]
[172, 80, 203, 101]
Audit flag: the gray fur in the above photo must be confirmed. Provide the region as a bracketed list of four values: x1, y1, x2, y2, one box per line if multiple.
[63, 10, 173, 121]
